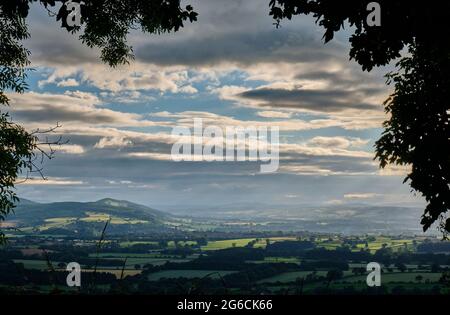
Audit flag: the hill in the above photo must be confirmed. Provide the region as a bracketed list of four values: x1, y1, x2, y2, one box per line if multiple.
[6, 198, 177, 236]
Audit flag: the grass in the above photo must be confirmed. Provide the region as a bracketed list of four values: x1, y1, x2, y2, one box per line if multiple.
[29, 212, 151, 232]
[342, 272, 443, 283]
[258, 270, 443, 287]
[199, 235, 417, 252]
[200, 237, 297, 250]
[37, 217, 77, 231]
[147, 270, 237, 281]
[257, 271, 328, 283]
[201, 238, 257, 250]
[88, 253, 193, 266]
[91, 253, 158, 258]
[247, 257, 301, 264]
[13, 259, 57, 270]
[315, 236, 418, 253]
[107, 257, 191, 266]
[118, 241, 159, 247]
[81, 212, 148, 224]
[83, 268, 142, 277]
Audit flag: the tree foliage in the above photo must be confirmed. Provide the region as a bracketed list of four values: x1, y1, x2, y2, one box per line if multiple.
[269, 0, 450, 235]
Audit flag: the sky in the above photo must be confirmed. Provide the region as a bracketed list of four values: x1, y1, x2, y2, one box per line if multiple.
[10, 0, 425, 213]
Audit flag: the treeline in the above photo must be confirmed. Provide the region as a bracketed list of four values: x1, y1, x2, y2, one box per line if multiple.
[0, 249, 124, 267]
[0, 260, 115, 286]
[417, 242, 450, 253]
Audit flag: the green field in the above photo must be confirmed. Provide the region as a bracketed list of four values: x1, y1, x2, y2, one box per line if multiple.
[29, 212, 151, 232]
[147, 270, 237, 281]
[258, 271, 443, 285]
[248, 257, 301, 264]
[80, 212, 148, 224]
[201, 238, 257, 250]
[13, 259, 143, 277]
[83, 268, 142, 277]
[341, 272, 443, 283]
[89, 253, 194, 266]
[91, 253, 160, 258]
[13, 259, 57, 270]
[201, 237, 298, 251]
[315, 236, 418, 253]
[118, 241, 159, 247]
[110, 257, 192, 266]
[258, 271, 329, 283]
[37, 217, 77, 231]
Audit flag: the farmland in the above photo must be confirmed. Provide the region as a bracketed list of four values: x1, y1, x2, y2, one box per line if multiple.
[1, 232, 449, 295]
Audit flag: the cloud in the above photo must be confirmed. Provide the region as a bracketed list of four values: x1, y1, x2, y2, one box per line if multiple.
[148, 110, 378, 131]
[344, 193, 379, 200]
[94, 136, 133, 149]
[57, 78, 79, 87]
[378, 164, 411, 177]
[9, 91, 161, 127]
[12, 1, 419, 210]
[135, 30, 339, 67]
[306, 137, 369, 149]
[17, 177, 85, 186]
[257, 111, 292, 119]
[237, 87, 380, 112]
[216, 81, 386, 129]
[278, 164, 372, 176]
[37, 63, 199, 94]
[57, 144, 85, 155]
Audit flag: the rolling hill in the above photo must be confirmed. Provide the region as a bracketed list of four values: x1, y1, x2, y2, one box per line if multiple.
[5, 198, 177, 236]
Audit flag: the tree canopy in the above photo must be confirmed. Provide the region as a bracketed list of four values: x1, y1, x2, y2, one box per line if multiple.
[270, 0, 450, 235]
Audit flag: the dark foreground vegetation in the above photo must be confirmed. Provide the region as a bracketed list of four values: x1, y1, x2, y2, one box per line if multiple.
[1, 232, 450, 295]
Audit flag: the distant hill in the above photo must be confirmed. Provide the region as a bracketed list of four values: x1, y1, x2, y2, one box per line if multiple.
[6, 198, 176, 236]
[13, 198, 168, 222]
[5, 198, 430, 236]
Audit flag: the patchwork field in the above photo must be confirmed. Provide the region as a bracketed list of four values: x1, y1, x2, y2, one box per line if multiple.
[201, 237, 298, 250]
[80, 212, 148, 224]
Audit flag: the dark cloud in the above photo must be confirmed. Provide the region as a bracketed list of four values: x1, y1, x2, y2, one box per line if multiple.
[25, 0, 344, 67]
[238, 87, 381, 112]
[135, 31, 339, 67]
[295, 69, 387, 90]
[14, 107, 124, 124]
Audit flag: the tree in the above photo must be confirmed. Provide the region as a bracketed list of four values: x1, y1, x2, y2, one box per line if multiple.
[196, 238, 208, 247]
[269, 0, 450, 236]
[395, 262, 407, 273]
[352, 267, 365, 276]
[431, 263, 440, 273]
[325, 269, 343, 287]
[0, 0, 198, 242]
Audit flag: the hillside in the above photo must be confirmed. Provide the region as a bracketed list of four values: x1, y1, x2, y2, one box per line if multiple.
[5, 198, 176, 236]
